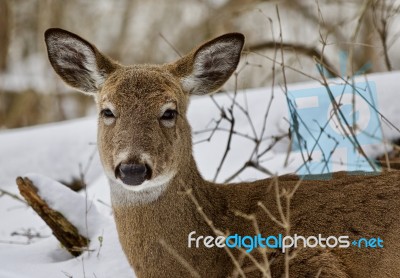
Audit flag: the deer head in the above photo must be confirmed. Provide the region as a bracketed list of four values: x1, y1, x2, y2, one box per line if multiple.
[45, 28, 244, 204]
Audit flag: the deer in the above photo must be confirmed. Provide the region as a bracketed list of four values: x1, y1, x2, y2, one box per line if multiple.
[44, 28, 400, 278]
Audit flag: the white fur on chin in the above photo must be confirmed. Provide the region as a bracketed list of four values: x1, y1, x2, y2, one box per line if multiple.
[109, 171, 176, 206]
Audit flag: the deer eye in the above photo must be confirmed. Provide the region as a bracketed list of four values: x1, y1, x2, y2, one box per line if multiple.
[161, 109, 177, 121]
[101, 108, 115, 118]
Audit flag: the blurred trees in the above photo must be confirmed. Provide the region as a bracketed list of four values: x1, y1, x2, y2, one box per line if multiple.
[0, 0, 10, 72]
[0, 0, 400, 128]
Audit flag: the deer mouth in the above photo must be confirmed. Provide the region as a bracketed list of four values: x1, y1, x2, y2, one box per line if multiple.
[115, 163, 153, 186]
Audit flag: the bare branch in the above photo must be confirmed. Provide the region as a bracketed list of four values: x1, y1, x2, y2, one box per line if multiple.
[159, 239, 201, 278]
[247, 42, 339, 78]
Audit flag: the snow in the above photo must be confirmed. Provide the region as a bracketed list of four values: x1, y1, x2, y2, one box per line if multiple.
[0, 215, 133, 278]
[0, 117, 102, 187]
[1, 71, 400, 277]
[0, 175, 132, 278]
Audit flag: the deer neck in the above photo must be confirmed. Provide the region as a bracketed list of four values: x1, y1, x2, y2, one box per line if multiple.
[110, 154, 223, 274]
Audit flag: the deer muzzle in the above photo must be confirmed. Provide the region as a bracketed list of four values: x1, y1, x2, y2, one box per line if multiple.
[115, 163, 152, 186]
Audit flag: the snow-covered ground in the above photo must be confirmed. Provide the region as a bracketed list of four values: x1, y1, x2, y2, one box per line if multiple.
[1, 71, 400, 277]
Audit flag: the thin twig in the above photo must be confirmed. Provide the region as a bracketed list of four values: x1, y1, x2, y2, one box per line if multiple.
[159, 239, 201, 278]
[0, 188, 26, 204]
[185, 188, 246, 278]
[159, 32, 182, 58]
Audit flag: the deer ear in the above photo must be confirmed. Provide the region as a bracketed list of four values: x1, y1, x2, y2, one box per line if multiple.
[172, 33, 244, 95]
[44, 28, 118, 94]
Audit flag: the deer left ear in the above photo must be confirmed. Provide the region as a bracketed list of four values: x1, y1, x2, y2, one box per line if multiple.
[172, 33, 245, 95]
[45, 28, 118, 94]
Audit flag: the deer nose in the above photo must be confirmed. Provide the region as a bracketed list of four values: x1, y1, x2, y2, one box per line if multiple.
[116, 163, 152, 186]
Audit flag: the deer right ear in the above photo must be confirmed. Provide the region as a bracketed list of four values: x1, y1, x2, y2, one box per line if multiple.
[45, 28, 118, 94]
[171, 33, 244, 95]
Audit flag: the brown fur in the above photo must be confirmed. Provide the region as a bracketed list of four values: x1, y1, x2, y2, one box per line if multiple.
[45, 28, 400, 277]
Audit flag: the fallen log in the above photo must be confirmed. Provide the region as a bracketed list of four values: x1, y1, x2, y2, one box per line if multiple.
[16, 177, 89, 257]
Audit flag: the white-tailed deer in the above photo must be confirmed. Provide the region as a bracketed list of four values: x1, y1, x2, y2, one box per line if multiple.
[45, 28, 400, 278]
